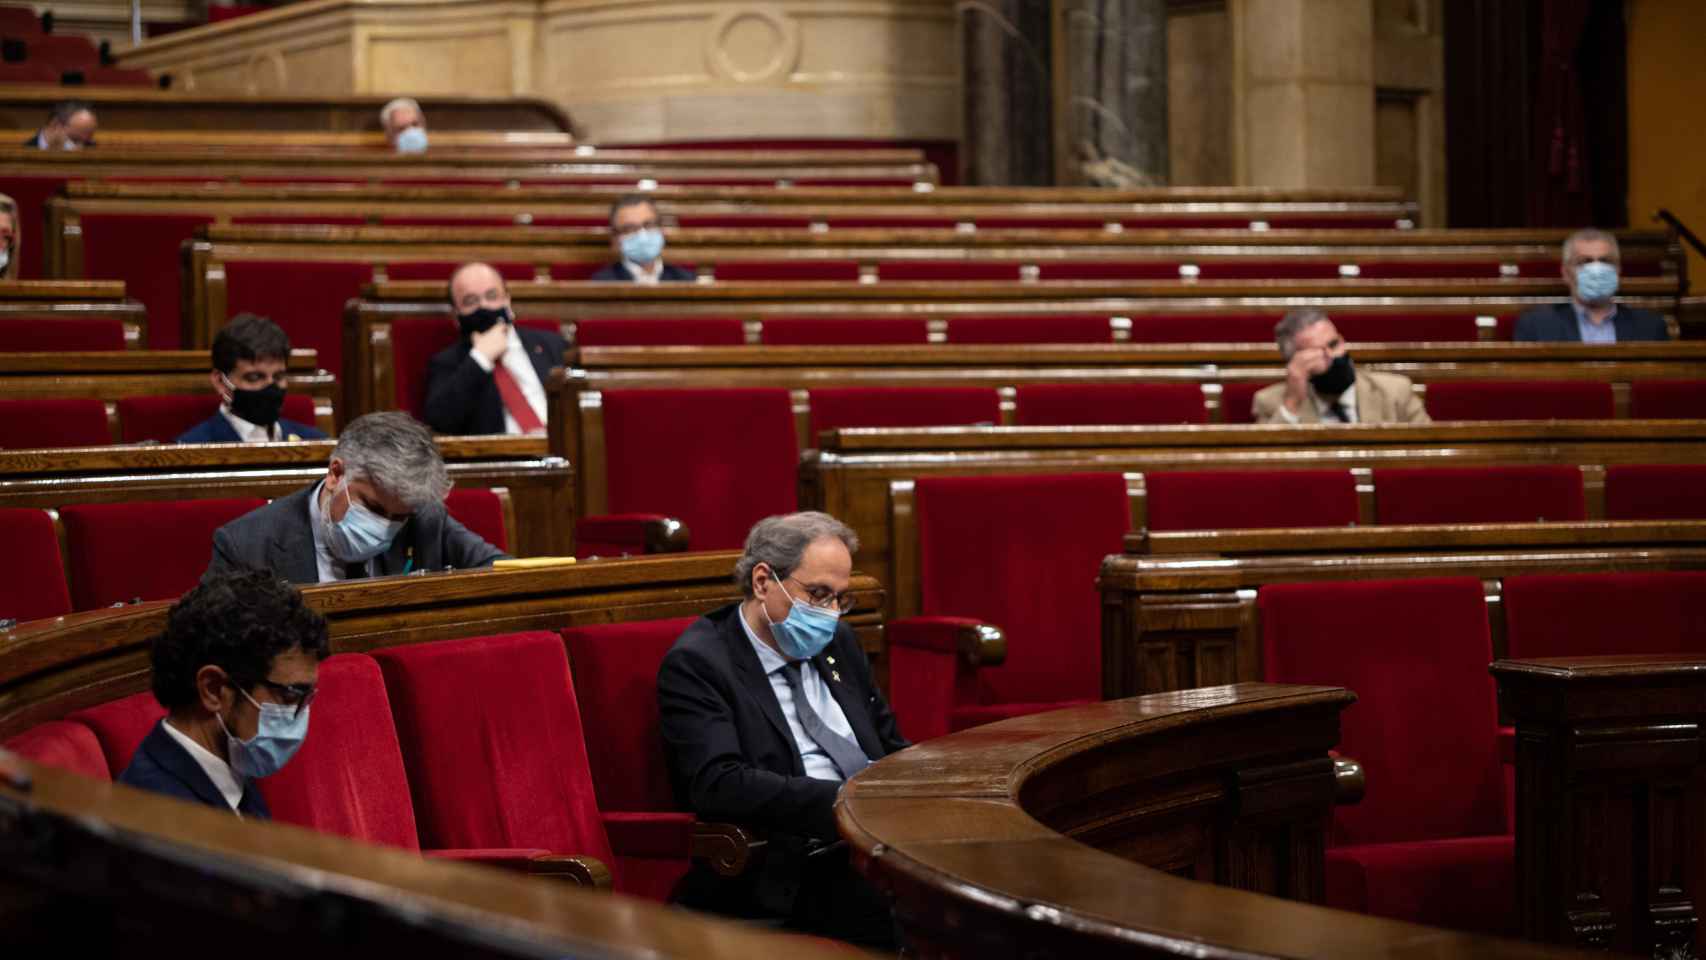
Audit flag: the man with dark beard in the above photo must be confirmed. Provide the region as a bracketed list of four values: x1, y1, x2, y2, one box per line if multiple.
[1251, 309, 1431, 424]
[422, 262, 567, 436]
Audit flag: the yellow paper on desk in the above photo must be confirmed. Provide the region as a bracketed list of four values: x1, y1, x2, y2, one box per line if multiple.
[492, 557, 578, 570]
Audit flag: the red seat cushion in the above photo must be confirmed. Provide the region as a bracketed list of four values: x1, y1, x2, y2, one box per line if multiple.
[1014, 383, 1206, 426]
[1503, 572, 1706, 659]
[0, 508, 71, 622]
[1373, 466, 1584, 525]
[1327, 836, 1516, 935]
[118, 393, 317, 443]
[1124, 313, 1276, 344]
[1145, 470, 1358, 532]
[81, 213, 215, 349]
[4, 721, 110, 781]
[60, 498, 265, 610]
[601, 389, 797, 551]
[759, 316, 930, 345]
[259, 654, 421, 850]
[915, 473, 1130, 706]
[1603, 465, 1706, 520]
[807, 386, 999, 436]
[1423, 380, 1615, 421]
[711, 260, 860, 282]
[443, 488, 507, 552]
[1630, 380, 1706, 419]
[223, 260, 375, 379]
[574, 316, 746, 347]
[0, 398, 110, 448]
[67, 692, 167, 777]
[946, 314, 1114, 344]
[370, 632, 615, 868]
[0, 316, 126, 351]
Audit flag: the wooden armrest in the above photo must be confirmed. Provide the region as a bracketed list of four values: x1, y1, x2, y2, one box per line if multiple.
[887, 616, 1006, 667]
[1332, 754, 1365, 805]
[691, 821, 767, 878]
[526, 854, 613, 889]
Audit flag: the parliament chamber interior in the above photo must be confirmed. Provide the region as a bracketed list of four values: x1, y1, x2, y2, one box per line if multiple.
[0, 0, 1703, 956]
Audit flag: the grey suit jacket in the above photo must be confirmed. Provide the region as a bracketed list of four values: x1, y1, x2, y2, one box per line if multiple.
[1512, 303, 1671, 342]
[1251, 369, 1431, 425]
[203, 483, 508, 585]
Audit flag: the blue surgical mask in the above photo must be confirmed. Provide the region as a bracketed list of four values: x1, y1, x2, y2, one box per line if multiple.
[395, 125, 429, 154]
[1575, 261, 1619, 304]
[219, 686, 310, 779]
[619, 227, 665, 266]
[323, 480, 405, 562]
[763, 583, 841, 660]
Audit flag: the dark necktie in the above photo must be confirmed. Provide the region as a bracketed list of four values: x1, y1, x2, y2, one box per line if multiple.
[1329, 401, 1350, 423]
[782, 662, 869, 779]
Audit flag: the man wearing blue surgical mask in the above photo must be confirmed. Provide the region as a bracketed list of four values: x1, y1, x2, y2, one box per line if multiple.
[202, 411, 507, 585]
[380, 97, 428, 154]
[658, 512, 907, 948]
[1514, 228, 1671, 342]
[120, 570, 328, 817]
[588, 194, 696, 283]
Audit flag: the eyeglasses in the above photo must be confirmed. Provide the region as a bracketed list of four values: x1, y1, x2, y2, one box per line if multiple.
[786, 576, 857, 614]
[250, 678, 317, 720]
[611, 219, 660, 238]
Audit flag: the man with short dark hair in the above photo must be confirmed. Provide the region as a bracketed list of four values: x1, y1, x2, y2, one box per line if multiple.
[658, 511, 906, 948]
[1252, 308, 1431, 425]
[178, 313, 327, 443]
[423, 261, 566, 436]
[588, 194, 695, 283]
[27, 101, 96, 150]
[204, 410, 507, 584]
[119, 570, 329, 817]
[1513, 228, 1671, 342]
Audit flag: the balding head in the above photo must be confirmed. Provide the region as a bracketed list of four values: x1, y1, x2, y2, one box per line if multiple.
[447, 262, 509, 316]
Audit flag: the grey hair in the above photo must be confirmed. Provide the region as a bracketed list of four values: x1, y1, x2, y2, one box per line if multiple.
[1562, 227, 1619, 266]
[379, 97, 423, 131]
[1274, 308, 1331, 360]
[733, 512, 860, 598]
[331, 412, 451, 509]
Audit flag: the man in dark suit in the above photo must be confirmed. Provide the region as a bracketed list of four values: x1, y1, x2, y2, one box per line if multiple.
[26, 100, 96, 151]
[658, 512, 907, 948]
[177, 313, 328, 443]
[204, 410, 507, 585]
[588, 194, 696, 283]
[120, 569, 328, 817]
[423, 261, 567, 435]
[1514, 227, 1671, 343]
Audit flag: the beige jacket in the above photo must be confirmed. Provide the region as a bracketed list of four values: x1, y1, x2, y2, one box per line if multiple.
[1251, 369, 1431, 425]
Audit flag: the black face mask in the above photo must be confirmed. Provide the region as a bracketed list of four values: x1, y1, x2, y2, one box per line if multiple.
[458, 306, 511, 339]
[1309, 353, 1357, 398]
[228, 381, 286, 428]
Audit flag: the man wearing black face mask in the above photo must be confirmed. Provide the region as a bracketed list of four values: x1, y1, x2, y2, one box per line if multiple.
[1252, 309, 1430, 425]
[422, 262, 567, 436]
[178, 314, 327, 443]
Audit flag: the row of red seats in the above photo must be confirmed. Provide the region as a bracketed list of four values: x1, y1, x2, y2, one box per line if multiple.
[0, 393, 320, 449]
[0, 489, 508, 620]
[0, 63, 153, 85]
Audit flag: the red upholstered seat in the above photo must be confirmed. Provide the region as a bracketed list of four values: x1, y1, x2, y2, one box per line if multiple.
[0, 7, 42, 34]
[3, 721, 109, 781]
[1373, 466, 1585, 525]
[0, 316, 127, 351]
[79, 67, 154, 86]
[574, 316, 746, 347]
[230, 214, 367, 225]
[1124, 313, 1275, 344]
[1332, 313, 1484, 342]
[1423, 380, 1614, 421]
[758, 316, 930, 345]
[443, 487, 507, 552]
[1221, 382, 1264, 424]
[0, 508, 71, 623]
[1014, 383, 1207, 426]
[597, 389, 796, 551]
[878, 261, 1021, 281]
[1195, 261, 1343, 280]
[67, 692, 167, 777]
[1261, 577, 1511, 935]
[1604, 465, 1706, 520]
[223, 260, 376, 378]
[1503, 572, 1706, 659]
[888, 473, 1129, 741]
[674, 215, 814, 228]
[562, 617, 701, 901]
[383, 315, 458, 418]
[946, 314, 1114, 344]
[371, 632, 616, 876]
[1034, 261, 1187, 281]
[0, 174, 69, 278]
[80, 213, 214, 348]
[711, 260, 860, 282]
[1145, 470, 1357, 532]
[0, 397, 111, 448]
[385, 261, 534, 283]
[59, 498, 265, 610]
[26, 34, 99, 68]
[822, 216, 958, 230]
[1354, 261, 1502, 279]
[0, 62, 57, 83]
[807, 386, 999, 436]
[117, 393, 318, 443]
[1630, 380, 1706, 419]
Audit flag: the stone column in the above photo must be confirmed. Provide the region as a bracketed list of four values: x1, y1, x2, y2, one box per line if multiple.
[1056, 0, 1169, 186]
[961, 0, 1055, 185]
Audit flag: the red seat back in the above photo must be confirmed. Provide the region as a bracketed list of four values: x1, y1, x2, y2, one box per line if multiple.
[79, 67, 154, 86]
[757, 316, 927, 345]
[946, 314, 1114, 343]
[1332, 313, 1483, 342]
[1423, 380, 1614, 421]
[259, 654, 421, 850]
[0, 508, 71, 622]
[0, 397, 110, 448]
[443, 487, 507, 552]
[27, 34, 100, 68]
[4, 721, 110, 781]
[1014, 383, 1207, 426]
[560, 617, 697, 811]
[601, 389, 797, 551]
[67, 692, 167, 777]
[1604, 465, 1706, 520]
[117, 393, 317, 443]
[1125, 313, 1275, 344]
[711, 260, 859, 282]
[0, 316, 126, 351]
[1035, 261, 1192, 281]
[60, 498, 265, 610]
[0, 7, 42, 34]
[1504, 572, 1706, 659]
[1630, 380, 1706, 419]
[371, 632, 614, 865]
[81, 213, 215, 348]
[384, 261, 534, 283]
[879, 261, 1020, 281]
[1221, 382, 1265, 424]
[1261, 577, 1504, 845]
[808, 386, 999, 436]
[384, 315, 459, 418]
[1145, 470, 1357, 532]
[0, 174, 69, 278]
[1373, 466, 1584, 525]
[224, 260, 375, 379]
[915, 473, 1129, 705]
[0, 62, 57, 83]
[574, 316, 746, 346]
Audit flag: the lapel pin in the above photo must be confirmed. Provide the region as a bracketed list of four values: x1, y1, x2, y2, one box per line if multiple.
[827, 656, 836, 665]
[831, 671, 841, 682]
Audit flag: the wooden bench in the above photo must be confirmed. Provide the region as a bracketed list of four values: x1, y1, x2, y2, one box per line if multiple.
[0, 298, 148, 348]
[0, 89, 575, 133]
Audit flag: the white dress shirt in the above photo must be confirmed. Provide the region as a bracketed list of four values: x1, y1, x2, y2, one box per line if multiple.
[160, 717, 245, 812]
[622, 258, 665, 285]
[467, 325, 548, 435]
[220, 403, 282, 443]
[737, 603, 859, 783]
[1274, 382, 1360, 425]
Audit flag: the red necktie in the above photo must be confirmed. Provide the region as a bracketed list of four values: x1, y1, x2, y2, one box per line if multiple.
[491, 365, 545, 434]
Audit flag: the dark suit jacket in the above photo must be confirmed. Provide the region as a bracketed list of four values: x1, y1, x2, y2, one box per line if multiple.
[422, 325, 567, 436]
[588, 261, 696, 282]
[203, 483, 508, 586]
[118, 719, 270, 818]
[175, 413, 327, 444]
[658, 602, 908, 916]
[1512, 303, 1671, 342]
